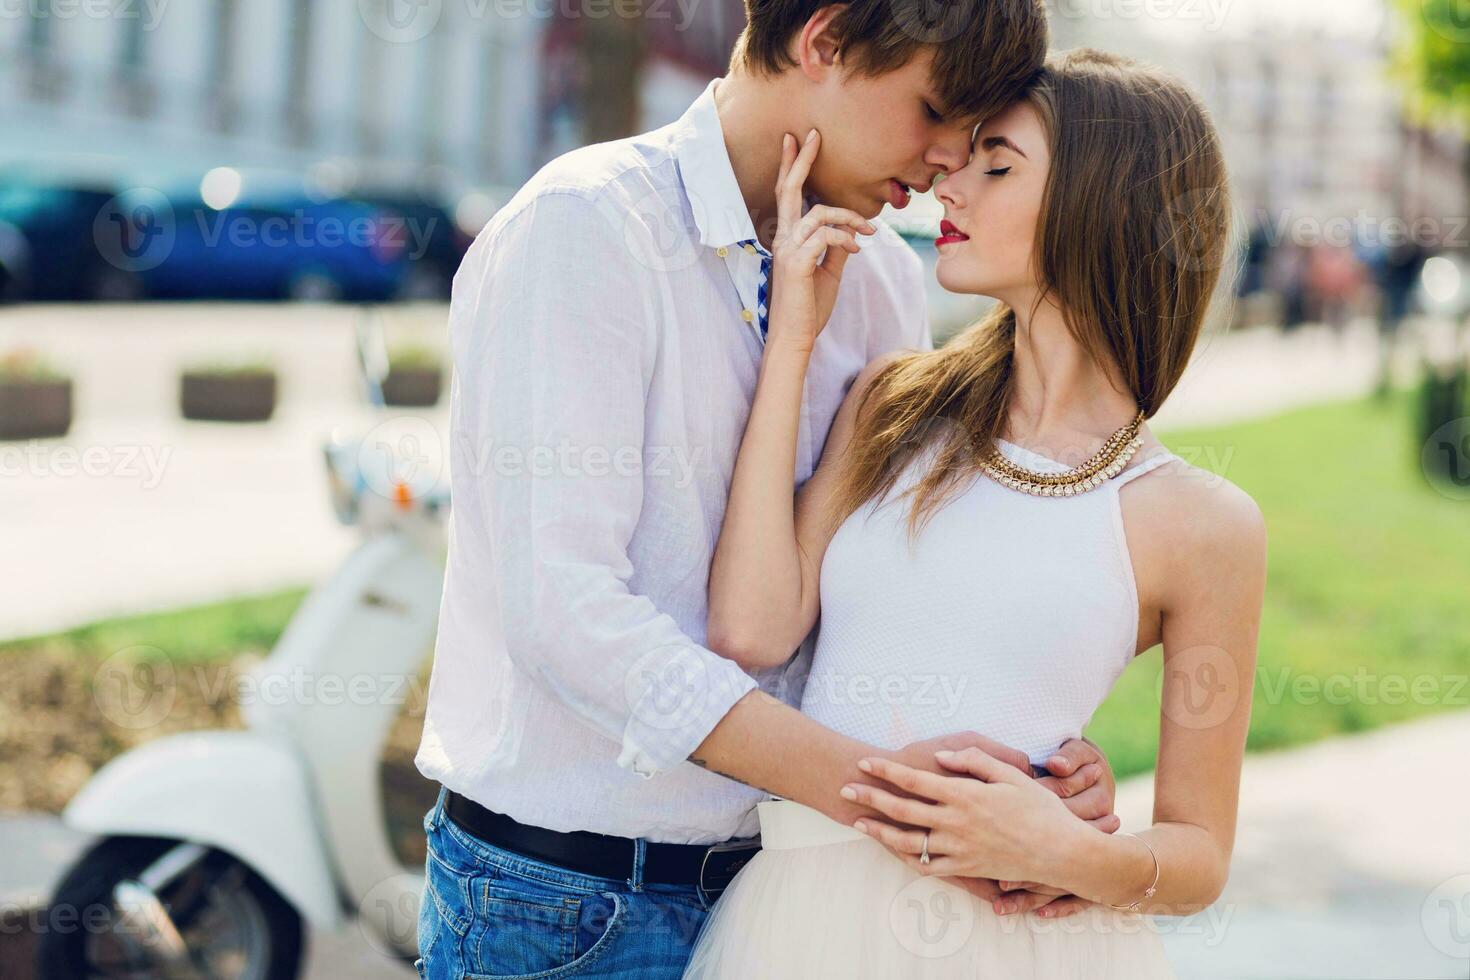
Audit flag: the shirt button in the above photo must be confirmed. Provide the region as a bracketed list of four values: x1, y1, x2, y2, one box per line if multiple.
[716, 246, 728, 258]
[743, 243, 757, 255]
[741, 309, 754, 322]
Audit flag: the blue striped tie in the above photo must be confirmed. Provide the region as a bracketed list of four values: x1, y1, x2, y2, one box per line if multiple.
[734, 239, 773, 342]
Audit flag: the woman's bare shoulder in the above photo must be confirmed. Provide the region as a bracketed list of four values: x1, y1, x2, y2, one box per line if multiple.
[831, 349, 918, 425]
[851, 348, 916, 391]
[1125, 449, 1267, 571]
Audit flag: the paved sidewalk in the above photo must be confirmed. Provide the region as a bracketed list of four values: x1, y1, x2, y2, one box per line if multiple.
[0, 303, 446, 642]
[1114, 710, 1470, 979]
[1151, 319, 1400, 430]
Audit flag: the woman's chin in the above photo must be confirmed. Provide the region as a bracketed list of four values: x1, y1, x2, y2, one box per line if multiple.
[934, 262, 983, 297]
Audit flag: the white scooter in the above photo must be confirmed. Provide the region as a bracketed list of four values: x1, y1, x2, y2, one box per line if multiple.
[40, 320, 447, 979]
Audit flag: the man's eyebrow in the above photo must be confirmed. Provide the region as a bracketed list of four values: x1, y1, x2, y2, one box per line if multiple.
[926, 91, 976, 125]
[979, 135, 1028, 159]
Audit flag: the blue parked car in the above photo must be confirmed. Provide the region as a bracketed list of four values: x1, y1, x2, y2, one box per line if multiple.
[0, 177, 139, 301]
[340, 188, 473, 299]
[106, 177, 411, 301]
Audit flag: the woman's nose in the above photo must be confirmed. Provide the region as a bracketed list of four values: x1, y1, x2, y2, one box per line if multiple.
[934, 172, 963, 209]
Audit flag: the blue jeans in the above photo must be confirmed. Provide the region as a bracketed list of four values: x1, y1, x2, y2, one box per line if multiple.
[415, 786, 719, 979]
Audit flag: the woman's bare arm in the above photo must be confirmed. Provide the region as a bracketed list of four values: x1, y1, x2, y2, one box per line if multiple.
[1043, 470, 1267, 912]
[707, 350, 907, 669]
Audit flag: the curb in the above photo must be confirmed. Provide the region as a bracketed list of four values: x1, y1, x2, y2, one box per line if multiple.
[0, 902, 39, 980]
[0, 813, 95, 980]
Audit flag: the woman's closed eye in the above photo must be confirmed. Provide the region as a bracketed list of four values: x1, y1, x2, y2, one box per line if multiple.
[984, 166, 1012, 177]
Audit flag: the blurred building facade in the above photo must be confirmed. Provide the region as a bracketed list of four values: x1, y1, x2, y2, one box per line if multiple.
[1077, 8, 1468, 244]
[4, 0, 1462, 231]
[0, 0, 745, 193]
[0, 0, 547, 189]
[1200, 29, 1465, 229]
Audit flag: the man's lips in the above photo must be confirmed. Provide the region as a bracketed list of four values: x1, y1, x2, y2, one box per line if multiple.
[888, 179, 911, 209]
[936, 218, 969, 246]
[887, 178, 935, 209]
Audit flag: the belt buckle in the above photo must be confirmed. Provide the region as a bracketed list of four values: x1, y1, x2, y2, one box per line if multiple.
[698, 837, 760, 898]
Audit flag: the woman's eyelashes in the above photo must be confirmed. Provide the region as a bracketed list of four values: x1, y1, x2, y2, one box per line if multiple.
[984, 166, 1012, 177]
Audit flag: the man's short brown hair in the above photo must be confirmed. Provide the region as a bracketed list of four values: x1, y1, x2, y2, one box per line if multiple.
[731, 0, 1049, 124]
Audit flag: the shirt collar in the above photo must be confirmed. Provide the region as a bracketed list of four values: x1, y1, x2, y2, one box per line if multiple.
[670, 77, 761, 251]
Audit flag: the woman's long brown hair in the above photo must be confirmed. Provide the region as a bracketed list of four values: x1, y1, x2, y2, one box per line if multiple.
[829, 48, 1235, 540]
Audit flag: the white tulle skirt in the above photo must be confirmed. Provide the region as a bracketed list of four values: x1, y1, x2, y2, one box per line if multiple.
[682, 800, 1176, 980]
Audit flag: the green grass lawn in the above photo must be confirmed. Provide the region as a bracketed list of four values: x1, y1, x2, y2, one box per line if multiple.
[0, 588, 307, 663]
[7, 392, 1467, 780]
[1088, 390, 1470, 777]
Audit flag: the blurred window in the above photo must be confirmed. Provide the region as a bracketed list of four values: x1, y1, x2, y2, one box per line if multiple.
[25, 6, 50, 52]
[206, 0, 239, 131]
[115, 8, 154, 116]
[285, 0, 314, 145]
[23, 3, 65, 101]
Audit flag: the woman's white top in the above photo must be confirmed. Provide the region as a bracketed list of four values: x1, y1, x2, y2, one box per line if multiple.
[801, 431, 1179, 766]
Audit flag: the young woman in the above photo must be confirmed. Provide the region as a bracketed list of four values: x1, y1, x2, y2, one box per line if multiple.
[682, 48, 1266, 978]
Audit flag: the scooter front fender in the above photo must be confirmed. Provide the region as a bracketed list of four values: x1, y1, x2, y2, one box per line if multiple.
[63, 730, 344, 929]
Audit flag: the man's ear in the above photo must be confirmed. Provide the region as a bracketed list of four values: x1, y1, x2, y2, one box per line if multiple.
[794, 4, 846, 82]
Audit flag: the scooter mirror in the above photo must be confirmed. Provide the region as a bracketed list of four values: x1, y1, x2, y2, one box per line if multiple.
[355, 307, 391, 408]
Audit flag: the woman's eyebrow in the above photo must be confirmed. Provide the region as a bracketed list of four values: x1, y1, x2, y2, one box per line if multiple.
[979, 135, 1027, 159]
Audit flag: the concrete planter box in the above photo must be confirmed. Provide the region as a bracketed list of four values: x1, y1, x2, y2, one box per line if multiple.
[381, 365, 443, 407]
[179, 371, 277, 423]
[0, 378, 73, 441]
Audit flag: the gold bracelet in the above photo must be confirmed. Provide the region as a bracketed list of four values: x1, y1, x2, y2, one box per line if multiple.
[1104, 832, 1159, 912]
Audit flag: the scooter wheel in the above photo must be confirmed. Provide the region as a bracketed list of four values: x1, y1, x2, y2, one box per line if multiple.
[36, 834, 304, 980]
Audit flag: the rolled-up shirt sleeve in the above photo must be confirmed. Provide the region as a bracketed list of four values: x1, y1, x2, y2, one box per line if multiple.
[454, 189, 759, 779]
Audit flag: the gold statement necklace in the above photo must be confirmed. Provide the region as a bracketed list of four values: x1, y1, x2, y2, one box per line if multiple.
[980, 409, 1148, 497]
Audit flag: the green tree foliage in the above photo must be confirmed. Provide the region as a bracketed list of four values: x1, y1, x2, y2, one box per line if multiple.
[1393, 0, 1470, 123]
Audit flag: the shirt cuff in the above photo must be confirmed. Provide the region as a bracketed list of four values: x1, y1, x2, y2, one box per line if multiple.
[616, 648, 761, 779]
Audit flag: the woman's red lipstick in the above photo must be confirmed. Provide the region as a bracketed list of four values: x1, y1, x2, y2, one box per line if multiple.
[935, 219, 969, 247]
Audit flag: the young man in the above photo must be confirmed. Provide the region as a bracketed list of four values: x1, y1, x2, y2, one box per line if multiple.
[414, 2, 1113, 976]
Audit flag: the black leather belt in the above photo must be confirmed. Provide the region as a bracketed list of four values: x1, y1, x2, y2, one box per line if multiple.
[442, 789, 761, 896]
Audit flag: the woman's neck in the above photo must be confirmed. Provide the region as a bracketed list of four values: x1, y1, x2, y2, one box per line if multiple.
[1003, 296, 1140, 461]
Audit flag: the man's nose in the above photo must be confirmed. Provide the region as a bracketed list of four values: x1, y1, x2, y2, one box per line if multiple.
[927, 129, 974, 177]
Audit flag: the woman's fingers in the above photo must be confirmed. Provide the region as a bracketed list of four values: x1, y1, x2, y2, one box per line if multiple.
[856, 818, 960, 876]
[893, 849, 959, 877]
[853, 815, 928, 854]
[1032, 895, 1094, 919]
[859, 756, 966, 806]
[774, 133, 796, 201]
[993, 888, 1061, 916]
[843, 780, 945, 828]
[776, 129, 821, 235]
[794, 205, 875, 247]
[816, 228, 859, 285]
[772, 129, 874, 278]
[813, 227, 861, 267]
[780, 226, 860, 279]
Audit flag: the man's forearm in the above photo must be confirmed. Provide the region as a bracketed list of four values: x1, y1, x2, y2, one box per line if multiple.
[689, 691, 1111, 844]
[688, 689, 880, 828]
